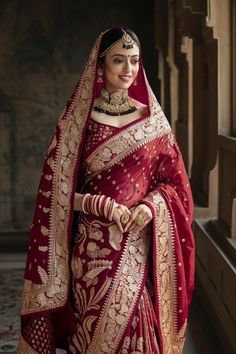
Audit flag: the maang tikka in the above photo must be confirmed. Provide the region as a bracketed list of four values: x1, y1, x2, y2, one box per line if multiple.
[121, 29, 134, 49]
[99, 28, 136, 58]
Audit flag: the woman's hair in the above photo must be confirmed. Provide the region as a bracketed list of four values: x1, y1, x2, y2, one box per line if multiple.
[98, 27, 141, 61]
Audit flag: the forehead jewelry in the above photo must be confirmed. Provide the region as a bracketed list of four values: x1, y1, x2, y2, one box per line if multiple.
[121, 29, 134, 49]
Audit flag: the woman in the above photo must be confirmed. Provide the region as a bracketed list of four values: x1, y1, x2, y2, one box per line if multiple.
[18, 27, 195, 354]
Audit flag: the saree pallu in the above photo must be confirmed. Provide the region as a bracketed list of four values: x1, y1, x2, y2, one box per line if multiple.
[68, 109, 194, 353]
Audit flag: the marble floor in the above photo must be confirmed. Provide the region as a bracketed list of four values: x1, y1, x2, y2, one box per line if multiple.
[0, 253, 224, 354]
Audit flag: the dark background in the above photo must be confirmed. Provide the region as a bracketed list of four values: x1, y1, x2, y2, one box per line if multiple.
[0, 0, 158, 232]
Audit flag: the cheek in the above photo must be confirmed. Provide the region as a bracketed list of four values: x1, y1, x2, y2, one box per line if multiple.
[105, 63, 119, 77]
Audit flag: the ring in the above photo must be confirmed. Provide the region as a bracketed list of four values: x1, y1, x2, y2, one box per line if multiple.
[135, 214, 145, 226]
[120, 214, 129, 225]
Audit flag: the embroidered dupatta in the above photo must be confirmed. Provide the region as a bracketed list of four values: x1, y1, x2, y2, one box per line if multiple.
[17, 30, 195, 354]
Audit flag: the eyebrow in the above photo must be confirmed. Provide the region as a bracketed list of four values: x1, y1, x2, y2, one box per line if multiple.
[112, 54, 140, 57]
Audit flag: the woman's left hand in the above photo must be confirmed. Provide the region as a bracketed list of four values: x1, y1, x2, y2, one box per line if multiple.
[124, 203, 153, 233]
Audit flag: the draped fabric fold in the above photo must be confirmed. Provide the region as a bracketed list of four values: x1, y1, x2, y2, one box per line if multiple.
[18, 29, 195, 354]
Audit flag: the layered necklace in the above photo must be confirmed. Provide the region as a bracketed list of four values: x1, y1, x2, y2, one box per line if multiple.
[93, 88, 137, 116]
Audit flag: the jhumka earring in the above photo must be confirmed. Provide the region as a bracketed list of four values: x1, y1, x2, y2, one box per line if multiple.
[97, 68, 103, 83]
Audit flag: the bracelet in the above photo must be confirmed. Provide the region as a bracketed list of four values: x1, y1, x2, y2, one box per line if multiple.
[93, 195, 100, 216]
[98, 195, 106, 215]
[103, 197, 111, 219]
[107, 198, 115, 221]
[81, 193, 91, 214]
[81, 194, 116, 220]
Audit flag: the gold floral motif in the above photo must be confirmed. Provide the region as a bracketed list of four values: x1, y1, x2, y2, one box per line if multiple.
[87, 227, 151, 353]
[42, 207, 50, 214]
[40, 225, 49, 236]
[37, 265, 48, 285]
[82, 261, 113, 283]
[46, 156, 55, 171]
[41, 190, 51, 198]
[38, 246, 48, 252]
[86, 241, 111, 259]
[70, 276, 112, 352]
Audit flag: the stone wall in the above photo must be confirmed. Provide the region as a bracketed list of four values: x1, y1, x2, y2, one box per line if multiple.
[0, 0, 156, 233]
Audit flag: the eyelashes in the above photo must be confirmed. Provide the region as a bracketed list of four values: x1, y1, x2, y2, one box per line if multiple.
[113, 58, 139, 65]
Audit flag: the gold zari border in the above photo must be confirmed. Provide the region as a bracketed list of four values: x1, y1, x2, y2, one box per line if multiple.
[20, 35, 103, 315]
[148, 193, 186, 354]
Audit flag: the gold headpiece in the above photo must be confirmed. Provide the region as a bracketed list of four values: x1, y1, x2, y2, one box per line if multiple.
[99, 28, 136, 58]
[121, 29, 134, 49]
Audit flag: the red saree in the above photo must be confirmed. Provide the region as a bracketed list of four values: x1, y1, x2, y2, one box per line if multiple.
[18, 31, 195, 354]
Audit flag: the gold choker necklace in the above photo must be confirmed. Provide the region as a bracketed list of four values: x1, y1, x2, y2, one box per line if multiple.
[93, 89, 137, 116]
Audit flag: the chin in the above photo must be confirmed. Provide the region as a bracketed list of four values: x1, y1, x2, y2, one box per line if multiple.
[116, 82, 133, 90]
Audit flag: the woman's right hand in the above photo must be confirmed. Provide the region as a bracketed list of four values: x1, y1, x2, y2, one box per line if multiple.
[112, 202, 131, 233]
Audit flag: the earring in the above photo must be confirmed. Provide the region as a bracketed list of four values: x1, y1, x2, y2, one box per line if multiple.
[97, 68, 103, 83]
[133, 77, 137, 86]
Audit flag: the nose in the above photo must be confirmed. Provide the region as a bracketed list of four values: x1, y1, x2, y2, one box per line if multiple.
[124, 59, 132, 73]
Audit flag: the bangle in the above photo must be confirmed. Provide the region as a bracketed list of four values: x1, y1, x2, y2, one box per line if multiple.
[108, 198, 115, 221]
[103, 197, 111, 219]
[81, 193, 91, 214]
[98, 195, 106, 215]
[93, 195, 100, 216]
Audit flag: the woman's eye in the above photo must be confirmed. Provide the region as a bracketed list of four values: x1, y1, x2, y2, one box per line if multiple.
[114, 58, 123, 64]
[131, 60, 139, 65]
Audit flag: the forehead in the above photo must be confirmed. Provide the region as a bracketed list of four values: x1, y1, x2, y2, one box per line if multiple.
[106, 40, 140, 57]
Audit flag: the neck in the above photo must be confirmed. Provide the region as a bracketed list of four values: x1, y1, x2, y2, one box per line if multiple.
[104, 86, 125, 95]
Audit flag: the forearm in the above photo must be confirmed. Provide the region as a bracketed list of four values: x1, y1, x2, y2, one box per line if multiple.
[74, 193, 83, 211]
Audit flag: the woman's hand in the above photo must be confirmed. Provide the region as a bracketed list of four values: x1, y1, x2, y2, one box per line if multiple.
[112, 202, 132, 233]
[124, 204, 152, 233]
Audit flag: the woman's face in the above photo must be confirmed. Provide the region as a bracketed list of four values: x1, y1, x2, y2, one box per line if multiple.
[101, 40, 140, 93]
